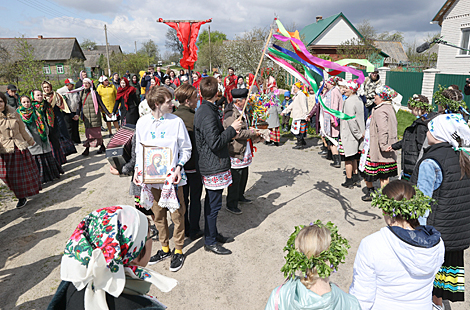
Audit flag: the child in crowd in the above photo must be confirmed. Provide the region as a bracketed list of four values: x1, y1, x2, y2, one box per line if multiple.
[388, 94, 436, 180]
[281, 91, 292, 132]
[350, 180, 444, 309]
[266, 221, 360, 310]
[266, 97, 282, 147]
[411, 113, 470, 309]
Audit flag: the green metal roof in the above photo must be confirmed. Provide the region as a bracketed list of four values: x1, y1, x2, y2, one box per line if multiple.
[300, 12, 364, 46]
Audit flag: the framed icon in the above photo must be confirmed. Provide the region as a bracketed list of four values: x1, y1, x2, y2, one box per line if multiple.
[142, 145, 172, 184]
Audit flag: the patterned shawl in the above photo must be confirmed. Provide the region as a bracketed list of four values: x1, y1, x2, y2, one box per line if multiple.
[17, 105, 48, 142]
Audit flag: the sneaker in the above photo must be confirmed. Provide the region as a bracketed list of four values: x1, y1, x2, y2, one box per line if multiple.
[226, 206, 242, 215]
[169, 251, 185, 272]
[148, 249, 171, 265]
[16, 198, 27, 209]
[238, 197, 252, 203]
[432, 303, 445, 310]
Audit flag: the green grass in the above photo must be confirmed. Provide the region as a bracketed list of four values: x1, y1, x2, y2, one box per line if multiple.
[396, 109, 415, 139]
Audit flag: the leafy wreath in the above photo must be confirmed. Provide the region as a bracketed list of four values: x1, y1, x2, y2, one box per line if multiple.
[280, 220, 350, 279]
[433, 85, 467, 113]
[407, 94, 433, 112]
[371, 186, 434, 219]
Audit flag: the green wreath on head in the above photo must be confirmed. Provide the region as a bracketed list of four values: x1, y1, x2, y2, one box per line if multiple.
[280, 220, 350, 279]
[433, 85, 467, 113]
[371, 186, 434, 219]
[407, 94, 433, 112]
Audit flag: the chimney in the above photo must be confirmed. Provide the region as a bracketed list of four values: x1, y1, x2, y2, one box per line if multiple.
[38, 35, 43, 39]
[316, 16, 323, 22]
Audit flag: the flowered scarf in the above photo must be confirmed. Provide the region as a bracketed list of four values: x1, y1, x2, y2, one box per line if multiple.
[33, 100, 55, 128]
[61, 205, 177, 310]
[16, 105, 48, 142]
[375, 85, 398, 101]
[42, 80, 69, 113]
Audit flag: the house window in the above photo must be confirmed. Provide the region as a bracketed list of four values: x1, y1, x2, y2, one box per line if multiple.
[43, 64, 51, 74]
[460, 28, 470, 55]
[56, 63, 64, 74]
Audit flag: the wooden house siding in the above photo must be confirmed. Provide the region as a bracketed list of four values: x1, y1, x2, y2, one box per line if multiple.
[436, 0, 470, 74]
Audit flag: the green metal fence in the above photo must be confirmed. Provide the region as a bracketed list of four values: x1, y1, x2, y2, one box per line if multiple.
[433, 73, 470, 104]
[386, 71, 424, 106]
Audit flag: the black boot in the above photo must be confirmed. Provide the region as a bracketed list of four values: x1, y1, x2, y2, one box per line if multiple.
[341, 177, 355, 188]
[318, 145, 327, 155]
[82, 147, 90, 156]
[361, 187, 375, 202]
[97, 144, 106, 154]
[293, 138, 303, 149]
[301, 138, 306, 146]
[352, 173, 361, 186]
[322, 149, 332, 160]
[330, 154, 341, 168]
[273, 142, 279, 146]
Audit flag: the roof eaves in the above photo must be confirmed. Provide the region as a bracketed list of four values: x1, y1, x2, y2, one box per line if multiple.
[432, 0, 457, 26]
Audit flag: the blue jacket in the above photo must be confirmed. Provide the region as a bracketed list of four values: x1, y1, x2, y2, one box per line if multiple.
[266, 278, 360, 310]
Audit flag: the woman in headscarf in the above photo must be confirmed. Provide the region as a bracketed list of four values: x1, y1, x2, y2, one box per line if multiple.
[129, 75, 141, 99]
[48, 205, 177, 310]
[17, 95, 62, 184]
[42, 81, 77, 157]
[97, 76, 119, 137]
[192, 71, 202, 91]
[70, 78, 110, 156]
[321, 76, 343, 168]
[360, 85, 398, 201]
[236, 76, 246, 89]
[168, 70, 180, 87]
[0, 92, 40, 209]
[32, 89, 66, 167]
[411, 113, 470, 308]
[265, 76, 277, 94]
[74, 70, 87, 89]
[281, 82, 309, 149]
[116, 77, 140, 126]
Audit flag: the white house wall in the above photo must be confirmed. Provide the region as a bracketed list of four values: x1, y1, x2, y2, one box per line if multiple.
[312, 18, 360, 45]
[436, 0, 470, 74]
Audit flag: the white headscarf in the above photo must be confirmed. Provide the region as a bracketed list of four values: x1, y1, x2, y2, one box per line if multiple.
[67, 78, 100, 114]
[428, 114, 470, 149]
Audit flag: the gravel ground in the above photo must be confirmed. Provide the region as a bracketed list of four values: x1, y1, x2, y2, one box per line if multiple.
[0, 134, 468, 310]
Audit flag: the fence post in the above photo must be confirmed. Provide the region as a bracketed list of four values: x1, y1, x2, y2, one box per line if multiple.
[421, 68, 440, 101]
[378, 67, 390, 84]
[345, 65, 355, 81]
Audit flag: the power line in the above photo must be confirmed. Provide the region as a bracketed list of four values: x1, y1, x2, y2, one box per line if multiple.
[22, 0, 67, 19]
[17, 0, 63, 19]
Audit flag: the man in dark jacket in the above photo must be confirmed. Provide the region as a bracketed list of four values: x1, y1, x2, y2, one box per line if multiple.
[194, 77, 242, 255]
[173, 84, 204, 241]
[5, 84, 19, 109]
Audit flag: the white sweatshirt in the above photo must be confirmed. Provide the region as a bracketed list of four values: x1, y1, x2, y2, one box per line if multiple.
[349, 226, 444, 310]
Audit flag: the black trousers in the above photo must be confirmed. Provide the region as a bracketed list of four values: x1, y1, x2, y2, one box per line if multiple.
[63, 113, 80, 144]
[226, 167, 249, 210]
[204, 188, 223, 245]
[183, 172, 203, 237]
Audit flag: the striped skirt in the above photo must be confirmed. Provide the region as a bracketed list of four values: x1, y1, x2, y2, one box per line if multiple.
[433, 250, 465, 302]
[33, 152, 63, 183]
[360, 153, 397, 182]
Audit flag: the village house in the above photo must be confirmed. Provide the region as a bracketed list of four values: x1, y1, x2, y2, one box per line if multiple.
[0, 35, 86, 78]
[433, 0, 470, 74]
[83, 45, 122, 78]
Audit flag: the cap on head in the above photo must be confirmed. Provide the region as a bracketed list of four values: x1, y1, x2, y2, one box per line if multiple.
[7, 84, 17, 91]
[231, 88, 249, 99]
[99, 75, 108, 83]
[284, 91, 291, 97]
[203, 69, 208, 73]
[64, 78, 75, 85]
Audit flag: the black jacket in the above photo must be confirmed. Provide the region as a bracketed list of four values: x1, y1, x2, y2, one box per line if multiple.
[391, 113, 436, 177]
[411, 143, 470, 251]
[194, 100, 237, 176]
[117, 92, 140, 125]
[173, 105, 197, 171]
[5, 92, 18, 109]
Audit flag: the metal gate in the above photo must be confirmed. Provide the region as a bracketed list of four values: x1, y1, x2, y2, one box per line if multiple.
[386, 71, 424, 106]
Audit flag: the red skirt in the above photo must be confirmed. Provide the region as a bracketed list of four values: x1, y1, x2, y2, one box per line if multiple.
[270, 127, 280, 142]
[83, 127, 103, 148]
[0, 147, 41, 198]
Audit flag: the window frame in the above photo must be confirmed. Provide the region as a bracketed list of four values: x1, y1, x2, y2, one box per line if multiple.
[43, 64, 51, 75]
[459, 28, 470, 56]
[56, 63, 65, 74]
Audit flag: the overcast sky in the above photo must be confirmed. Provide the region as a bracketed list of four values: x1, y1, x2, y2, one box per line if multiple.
[2, 0, 443, 53]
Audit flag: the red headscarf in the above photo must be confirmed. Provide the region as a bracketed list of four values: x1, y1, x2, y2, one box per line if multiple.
[247, 73, 260, 93]
[149, 76, 161, 89]
[116, 77, 136, 104]
[192, 71, 202, 90]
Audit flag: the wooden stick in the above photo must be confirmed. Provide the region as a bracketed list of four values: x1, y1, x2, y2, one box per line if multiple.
[239, 27, 274, 121]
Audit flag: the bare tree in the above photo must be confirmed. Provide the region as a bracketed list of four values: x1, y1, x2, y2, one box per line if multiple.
[165, 29, 183, 55]
[356, 20, 377, 40]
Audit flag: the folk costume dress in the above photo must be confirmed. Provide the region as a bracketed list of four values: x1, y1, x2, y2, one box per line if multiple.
[50, 205, 177, 310]
[0, 105, 41, 199]
[321, 85, 343, 145]
[42, 81, 77, 157]
[17, 104, 62, 183]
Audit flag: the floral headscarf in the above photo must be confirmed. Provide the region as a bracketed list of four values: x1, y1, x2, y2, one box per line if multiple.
[17, 103, 48, 142]
[375, 85, 398, 101]
[61, 205, 177, 310]
[339, 79, 360, 93]
[326, 76, 343, 86]
[428, 114, 470, 149]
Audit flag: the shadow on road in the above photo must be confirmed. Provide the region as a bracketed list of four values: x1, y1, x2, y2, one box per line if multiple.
[313, 180, 381, 226]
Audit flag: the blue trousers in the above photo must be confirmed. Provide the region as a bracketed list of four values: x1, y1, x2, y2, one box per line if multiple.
[204, 188, 223, 245]
[183, 172, 203, 237]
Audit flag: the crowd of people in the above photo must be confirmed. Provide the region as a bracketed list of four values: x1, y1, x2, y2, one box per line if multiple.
[2, 64, 470, 309]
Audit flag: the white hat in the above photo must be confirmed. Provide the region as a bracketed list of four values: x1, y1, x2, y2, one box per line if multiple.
[99, 75, 108, 83]
[180, 75, 189, 82]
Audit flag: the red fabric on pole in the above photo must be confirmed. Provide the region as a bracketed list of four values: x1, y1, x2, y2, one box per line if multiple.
[158, 18, 211, 70]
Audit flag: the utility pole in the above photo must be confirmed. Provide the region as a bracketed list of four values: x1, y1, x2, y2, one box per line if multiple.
[135, 41, 137, 54]
[209, 25, 212, 73]
[104, 24, 111, 77]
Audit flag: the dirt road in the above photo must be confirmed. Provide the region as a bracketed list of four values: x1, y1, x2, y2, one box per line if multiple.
[0, 135, 468, 309]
